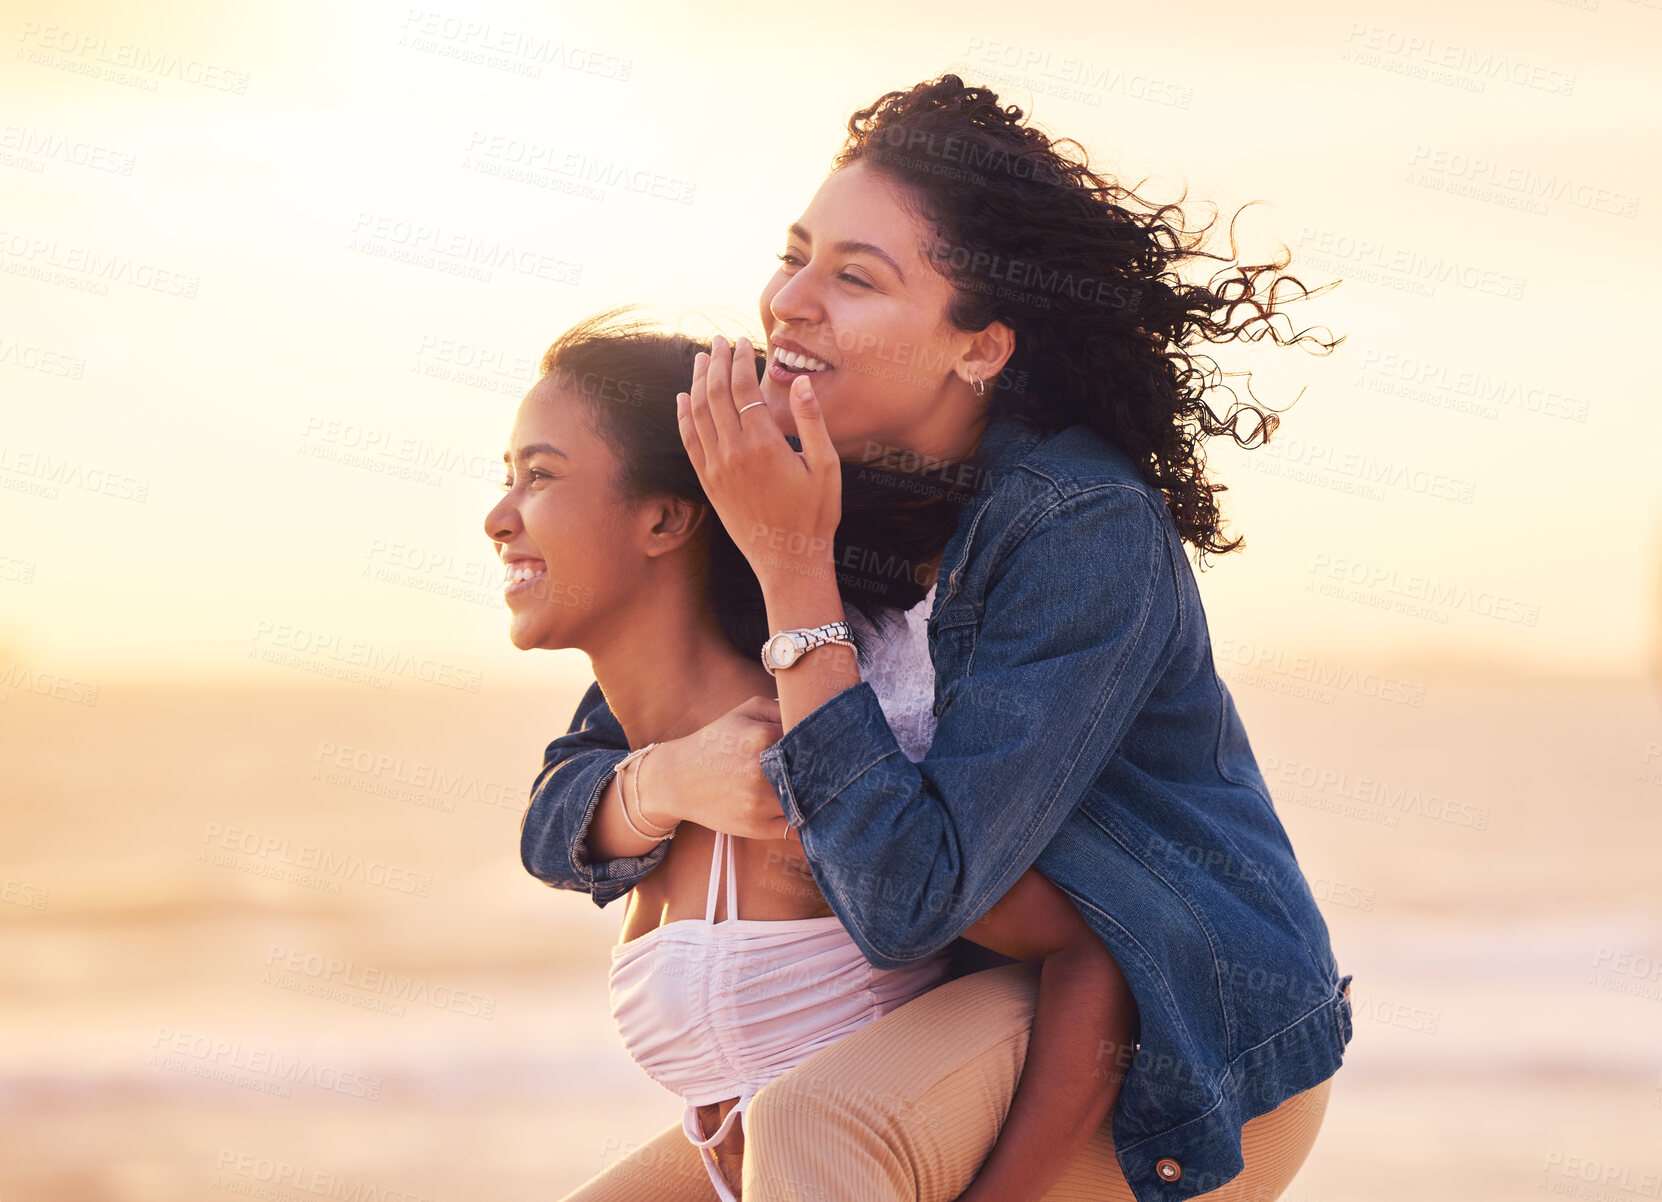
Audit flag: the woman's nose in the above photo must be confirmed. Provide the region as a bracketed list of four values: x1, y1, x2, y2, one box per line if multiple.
[769, 266, 823, 326]
[484, 494, 518, 543]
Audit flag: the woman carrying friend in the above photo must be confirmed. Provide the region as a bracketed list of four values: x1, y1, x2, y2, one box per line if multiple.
[522, 76, 1354, 1200]
[488, 314, 1138, 1200]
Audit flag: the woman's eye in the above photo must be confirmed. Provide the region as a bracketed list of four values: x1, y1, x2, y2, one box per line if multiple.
[777, 251, 871, 289]
[500, 468, 554, 491]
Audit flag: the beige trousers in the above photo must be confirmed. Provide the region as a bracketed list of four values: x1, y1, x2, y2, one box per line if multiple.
[560, 963, 1336, 1202]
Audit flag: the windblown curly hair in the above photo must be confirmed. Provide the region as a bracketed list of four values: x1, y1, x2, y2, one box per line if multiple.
[834, 74, 1341, 561]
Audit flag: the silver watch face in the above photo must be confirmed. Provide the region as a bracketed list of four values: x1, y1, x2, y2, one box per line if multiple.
[766, 634, 799, 668]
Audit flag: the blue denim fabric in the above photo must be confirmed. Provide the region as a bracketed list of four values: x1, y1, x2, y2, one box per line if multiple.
[520, 409, 1353, 1202]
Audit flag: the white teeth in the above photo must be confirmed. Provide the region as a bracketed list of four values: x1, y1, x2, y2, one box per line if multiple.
[774, 346, 830, 372]
[504, 563, 547, 585]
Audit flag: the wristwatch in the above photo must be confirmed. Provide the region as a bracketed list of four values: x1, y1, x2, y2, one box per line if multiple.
[760, 621, 855, 676]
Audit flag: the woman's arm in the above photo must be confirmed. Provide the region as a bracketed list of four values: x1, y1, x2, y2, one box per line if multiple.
[760, 482, 1184, 967]
[954, 869, 1138, 1202]
[519, 681, 667, 907]
[714, 878, 1134, 1202]
[522, 684, 792, 904]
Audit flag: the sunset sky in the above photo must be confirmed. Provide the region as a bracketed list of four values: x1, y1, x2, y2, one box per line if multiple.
[2, 0, 1656, 686]
[4, 6, 1660, 1198]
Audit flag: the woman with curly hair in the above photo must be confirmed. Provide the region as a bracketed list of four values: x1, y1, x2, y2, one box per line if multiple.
[529, 74, 1353, 1200]
[491, 312, 1135, 1202]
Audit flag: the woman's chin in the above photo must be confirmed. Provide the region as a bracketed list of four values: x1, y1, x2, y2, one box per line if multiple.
[506, 618, 552, 651]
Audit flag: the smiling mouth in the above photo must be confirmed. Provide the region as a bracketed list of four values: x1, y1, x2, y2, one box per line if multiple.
[504, 560, 547, 597]
[770, 345, 834, 374]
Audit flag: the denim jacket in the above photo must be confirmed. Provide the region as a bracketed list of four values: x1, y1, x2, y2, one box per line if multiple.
[520, 409, 1353, 1202]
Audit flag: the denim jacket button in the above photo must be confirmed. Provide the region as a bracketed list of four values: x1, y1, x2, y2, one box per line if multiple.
[1156, 1158, 1182, 1182]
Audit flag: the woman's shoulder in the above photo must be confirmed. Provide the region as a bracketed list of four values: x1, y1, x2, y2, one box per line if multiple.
[977, 416, 1173, 546]
[1002, 418, 1157, 501]
[931, 412, 1188, 631]
[953, 417, 1190, 639]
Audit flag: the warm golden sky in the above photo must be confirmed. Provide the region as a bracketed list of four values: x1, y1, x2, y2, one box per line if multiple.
[1, 0, 1656, 685]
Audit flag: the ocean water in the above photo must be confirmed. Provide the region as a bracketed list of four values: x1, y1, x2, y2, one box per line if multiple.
[1, 675, 1657, 1200]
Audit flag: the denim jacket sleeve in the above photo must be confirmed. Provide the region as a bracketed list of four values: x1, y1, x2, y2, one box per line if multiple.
[519, 679, 669, 907]
[759, 482, 1182, 969]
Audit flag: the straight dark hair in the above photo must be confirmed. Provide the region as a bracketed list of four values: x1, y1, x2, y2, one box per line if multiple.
[540, 308, 992, 663]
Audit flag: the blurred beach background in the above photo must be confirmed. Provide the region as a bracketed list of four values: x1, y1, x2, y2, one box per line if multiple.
[2, 0, 1659, 1199]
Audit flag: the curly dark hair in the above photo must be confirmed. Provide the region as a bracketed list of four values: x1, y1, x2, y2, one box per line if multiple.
[541, 309, 987, 663]
[834, 74, 1342, 561]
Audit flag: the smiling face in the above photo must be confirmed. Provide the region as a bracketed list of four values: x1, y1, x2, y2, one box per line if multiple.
[482, 377, 655, 651]
[758, 160, 1009, 463]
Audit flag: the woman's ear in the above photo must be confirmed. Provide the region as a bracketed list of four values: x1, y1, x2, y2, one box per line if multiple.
[960, 320, 1017, 389]
[642, 495, 709, 558]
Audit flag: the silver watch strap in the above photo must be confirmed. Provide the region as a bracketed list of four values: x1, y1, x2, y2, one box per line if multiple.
[760, 621, 855, 674]
[795, 621, 852, 651]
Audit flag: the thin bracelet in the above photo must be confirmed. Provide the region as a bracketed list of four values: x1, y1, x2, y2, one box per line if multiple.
[617, 755, 671, 843]
[615, 744, 676, 842]
[803, 637, 857, 659]
[629, 745, 678, 839]
[613, 745, 663, 842]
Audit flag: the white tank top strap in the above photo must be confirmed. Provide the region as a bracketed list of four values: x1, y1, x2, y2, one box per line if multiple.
[682, 1095, 750, 1202]
[682, 1090, 753, 1150]
[704, 832, 722, 923]
[704, 830, 741, 924]
[725, 832, 739, 922]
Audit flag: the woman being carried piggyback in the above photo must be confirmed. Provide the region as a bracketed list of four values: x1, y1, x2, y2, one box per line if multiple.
[486, 312, 1135, 1201]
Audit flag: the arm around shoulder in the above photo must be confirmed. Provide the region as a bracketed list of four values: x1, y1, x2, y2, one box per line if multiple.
[761, 483, 1183, 966]
[520, 679, 669, 907]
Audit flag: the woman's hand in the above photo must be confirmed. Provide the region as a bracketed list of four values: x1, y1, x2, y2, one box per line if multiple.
[676, 334, 841, 587]
[645, 695, 793, 841]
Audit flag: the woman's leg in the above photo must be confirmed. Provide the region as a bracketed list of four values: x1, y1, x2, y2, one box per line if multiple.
[1037, 1075, 1334, 1201]
[741, 962, 1049, 1201]
[742, 963, 1335, 1202]
[1196, 1075, 1332, 1202]
[557, 1119, 720, 1202]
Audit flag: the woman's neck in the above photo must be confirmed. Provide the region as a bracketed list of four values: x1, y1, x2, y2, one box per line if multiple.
[587, 542, 944, 748]
[587, 593, 776, 751]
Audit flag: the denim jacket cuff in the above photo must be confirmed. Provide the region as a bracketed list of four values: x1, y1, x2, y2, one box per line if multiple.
[759, 680, 901, 830]
[570, 749, 669, 908]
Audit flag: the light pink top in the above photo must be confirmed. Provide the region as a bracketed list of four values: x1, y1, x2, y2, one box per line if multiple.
[608, 826, 950, 1200]
[607, 583, 947, 1199]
